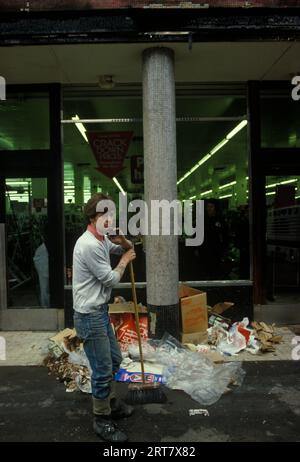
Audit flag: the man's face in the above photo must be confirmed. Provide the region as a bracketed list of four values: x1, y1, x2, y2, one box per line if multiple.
[94, 212, 114, 236]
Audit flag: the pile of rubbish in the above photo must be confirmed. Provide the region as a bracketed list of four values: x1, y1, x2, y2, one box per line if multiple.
[44, 329, 92, 394]
[44, 329, 245, 406]
[178, 285, 283, 358]
[43, 289, 282, 406]
[207, 313, 283, 356]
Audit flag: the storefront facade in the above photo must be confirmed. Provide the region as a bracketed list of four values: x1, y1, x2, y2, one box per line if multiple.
[0, 2, 300, 333]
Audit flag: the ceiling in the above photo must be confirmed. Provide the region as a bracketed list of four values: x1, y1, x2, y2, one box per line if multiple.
[1, 41, 300, 84]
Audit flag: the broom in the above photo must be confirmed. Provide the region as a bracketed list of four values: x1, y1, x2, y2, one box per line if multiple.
[125, 260, 167, 405]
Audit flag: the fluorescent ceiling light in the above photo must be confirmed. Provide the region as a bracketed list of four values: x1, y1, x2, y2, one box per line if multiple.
[189, 195, 196, 200]
[219, 181, 237, 190]
[279, 179, 298, 185]
[113, 177, 126, 196]
[177, 173, 189, 185]
[72, 115, 88, 143]
[200, 189, 213, 196]
[177, 119, 247, 185]
[177, 156, 211, 185]
[6, 181, 29, 186]
[210, 139, 229, 156]
[266, 178, 298, 189]
[266, 191, 276, 196]
[197, 153, 212, 167]
[226, 120, 248, 140]
[219, 194, 232, 199]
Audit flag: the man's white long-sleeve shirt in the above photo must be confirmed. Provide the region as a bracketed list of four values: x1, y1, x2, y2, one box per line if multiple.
[72, 228, 124, 313]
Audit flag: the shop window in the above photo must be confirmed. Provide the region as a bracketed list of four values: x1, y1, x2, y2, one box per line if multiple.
[0, 92, 49, 150]
[177, 96, 249, 281]
[261, 92, 300, 148]
[5, 177, 49, 308]
[265, 175, 300, 304]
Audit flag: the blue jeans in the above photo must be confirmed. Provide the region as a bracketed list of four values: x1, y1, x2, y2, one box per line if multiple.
[74, 305, 122, 400]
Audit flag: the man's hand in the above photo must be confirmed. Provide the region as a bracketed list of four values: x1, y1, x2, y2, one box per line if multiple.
[121, 248, 136, 264]
[109, 228, 133, 249]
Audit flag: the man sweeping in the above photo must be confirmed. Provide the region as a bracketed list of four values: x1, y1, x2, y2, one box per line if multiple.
[73, 193, 136, 443]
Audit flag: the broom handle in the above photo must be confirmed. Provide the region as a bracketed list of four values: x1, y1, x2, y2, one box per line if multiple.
[129, 260, 146, 384]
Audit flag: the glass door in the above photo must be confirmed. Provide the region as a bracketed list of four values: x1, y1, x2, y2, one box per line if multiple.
[5, 177, 50, 308]
[0, 84, 64, 331]
[265, 175, 300, 319]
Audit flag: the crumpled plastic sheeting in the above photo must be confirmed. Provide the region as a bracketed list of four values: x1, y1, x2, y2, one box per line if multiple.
[153, 334, 246, 406]
[128, 342, 157, 362]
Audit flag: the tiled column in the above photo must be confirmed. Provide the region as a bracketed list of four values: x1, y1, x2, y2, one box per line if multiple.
[142, 47, 179, 339]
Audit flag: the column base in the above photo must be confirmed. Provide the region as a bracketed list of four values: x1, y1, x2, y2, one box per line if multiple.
[147, 302, 180, 340]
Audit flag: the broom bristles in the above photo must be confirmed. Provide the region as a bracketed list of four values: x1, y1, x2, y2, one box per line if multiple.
[125, 383, 167, 405]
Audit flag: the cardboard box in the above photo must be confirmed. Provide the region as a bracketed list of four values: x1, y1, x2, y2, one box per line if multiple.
[180, 331, 208, 345]
[110, 313, 148, 352]
[179, 284, 208, 334]
[109, 301, 147, 315]
[109, 302, 148, 352]
[208, 301, 234, 315]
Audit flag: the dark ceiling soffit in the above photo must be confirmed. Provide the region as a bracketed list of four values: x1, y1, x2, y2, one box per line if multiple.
[1, 9, 300, 45]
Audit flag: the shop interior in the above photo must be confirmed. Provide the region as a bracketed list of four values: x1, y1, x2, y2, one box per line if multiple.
[1, 88, 300, 311]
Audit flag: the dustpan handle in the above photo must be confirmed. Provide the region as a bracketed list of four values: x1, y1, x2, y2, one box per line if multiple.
[129, 260, 146, 384]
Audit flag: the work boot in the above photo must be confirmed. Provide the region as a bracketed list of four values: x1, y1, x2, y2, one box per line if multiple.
[111, 397, 134, 419]
[93, 415, 128, 443]
[92, 396, 128, 442]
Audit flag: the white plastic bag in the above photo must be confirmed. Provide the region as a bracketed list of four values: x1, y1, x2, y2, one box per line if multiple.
[217, 325, 247, 355]
[68, 350, 90, 368]
[153, 333, 245, 406]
